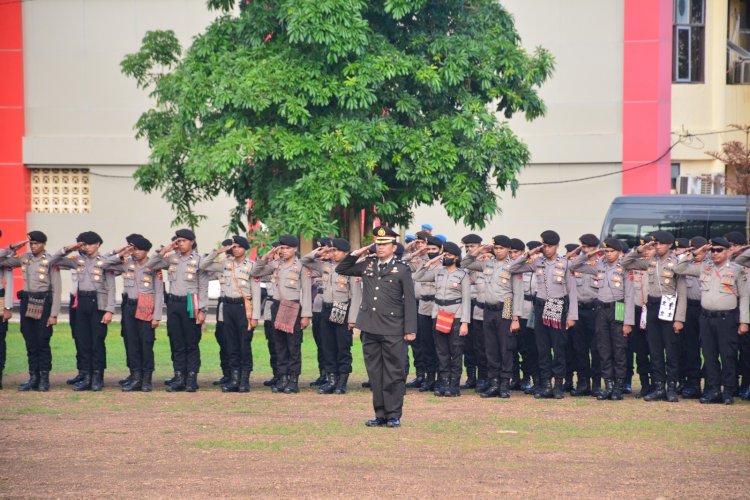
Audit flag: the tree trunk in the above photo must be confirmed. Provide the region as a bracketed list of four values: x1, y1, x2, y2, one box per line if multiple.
[347, 206, 362, 248]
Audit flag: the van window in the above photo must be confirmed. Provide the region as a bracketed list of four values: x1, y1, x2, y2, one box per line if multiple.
[708, 220, 745, 238]
[607, 219, 706, 248]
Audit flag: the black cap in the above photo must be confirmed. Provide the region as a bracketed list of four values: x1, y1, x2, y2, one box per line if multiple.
[461, 233, 483, 244]
[77, 231, 103, 245]
[602, 238, 623, 252]
[174, 228, 196, 241]
[710, 237, 731, 249]
[724, 231, 747, 246]
[125, 233, 143, 245]
[331, 238, 351, 252]
[509, 238, 525, 251]
[221, 238, 233, 246]
[564, 243, 579, 254]
[689, 236, 708, 248]
[27, 231, 47, 243]
[492, 235, 512, 248]
[233, 235, 250, 249]
[426, 236, 443, 248]
[315, 237, 333, 248]
[527, 240, 542, 251]
[579, 234, 600, 247]
[650, 231, 675, 245]
[540, 230, 560, 246]
[131, 236, 152, 251]
[443, 242, 461, 258]
[278, 235, 299, 248]
[271, 241, 280, 248]
[415, 231, 431, 241]
[373, 226, 398, 244]
[674, 237, 689, 249]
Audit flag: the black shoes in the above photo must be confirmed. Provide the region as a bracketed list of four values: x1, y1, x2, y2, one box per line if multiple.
[91, 371, 104, 392]
[122, 371, 142, 392]
[213, 369, 230, 386]
[19, 371, 40, 392]
[310, 370, 326, 387]
[699, 387, 722, 404]
[283, 375, 299, 394]
[419, 372, 436, 392]
[723, 391, 734, 405]
[166, 371, 186, 392]
[221, 370, 240, 393]
[67, 371, 84, 385]
[460, 368, 477, 390]
[643, 382, 666, 402]
[598, 379, 614, 401]
[37, 371, 50, 392]
[263, 374, 278, 387]
[611, 379, 624, 401]
[475, 378, 490, 393]
[319, 373, 337, 394]
[142, 371, 153, 392]
[665, 382, 679, 403]
[499, 378, 511, 399]
[433, 376, 448, 397]
[238, 370, 251, 393]
[535, 380, 553, 399]
[73, 371, 92, 392]
[480, 378, 501, 398]
[334, 373, 349, 395]
[406, 372, 425, 389]
[445, 377, 460, 397]
[118, 371, 133, 386]
[365, 417, 386, 427]
[635, 376, 651, 399]
[386, 418, 401, 428]
[553, 379, 565, 399]
[571, 381, 591, 397]
[272, 375, 289, 393]
[185, 372, 199, 392]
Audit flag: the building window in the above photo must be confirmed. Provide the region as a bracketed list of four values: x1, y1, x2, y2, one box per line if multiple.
[728, 0, 750, 84]
[30, 168, 91, 214]
[673, 0, 705, 83]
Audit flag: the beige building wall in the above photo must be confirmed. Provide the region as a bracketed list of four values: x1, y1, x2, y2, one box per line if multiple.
[409, 0, 625, 245]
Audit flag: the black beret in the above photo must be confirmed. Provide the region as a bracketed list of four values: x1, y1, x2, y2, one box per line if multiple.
[443, 242, 461, 258]
[540, 230, 560, 246]
[426, 236, 443, 248]
[564, 243, 579, 253]
[415, 231, 431, 241]
[689, 236, 708, 248]
[174, 228, 196, 241]
[461, 233, 483, 244]
[331, 237, 350, 252]
[316, 237, 333, 248]
[271, 241, 280, 248]
[710, 237, 731, 249]
[27, 231, 47, 243]
[674, 238, 689, 249]
[509, 238, 525, 251]
[221, 238, 233, 246]
[233, 235, 250, 249]
[278, 235, 299, 247]
[395, 242, 404, 258]
[724, 231, 747, 245]
[125, 233, 143, 245]
[492, 235, 512, 248]
[77, 231, 103, 245]
[651, 231, 675, 245]
[131, 236, 152, 251]
[603, 238, 623, 252]
[579, 233, 600, 247]
[373, 226, 398, 243]
[527, 240, 542, 251]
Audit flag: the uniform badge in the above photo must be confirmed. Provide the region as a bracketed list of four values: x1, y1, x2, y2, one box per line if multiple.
[390, 268, 399, 273]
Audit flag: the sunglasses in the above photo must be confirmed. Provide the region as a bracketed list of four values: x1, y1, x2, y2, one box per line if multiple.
[710, 247, 726, 254]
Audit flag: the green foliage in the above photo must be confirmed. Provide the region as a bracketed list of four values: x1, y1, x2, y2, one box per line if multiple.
[122, 0, 553, 237]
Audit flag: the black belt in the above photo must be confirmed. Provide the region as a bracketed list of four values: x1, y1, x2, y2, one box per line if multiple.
[524, 294, 534, 302]
[597, 301, 615, 309]
[435, 298, 462, 306]
[223, 297, 245, 304]
[578, 301, 598, 311]
[474, 301, 486, 310]
[647, 296, 662, 305]
[271, 299, 299, 305]
[701, 309, 736, 318]
[20, 290, 51, 299]
[484, 302, 503, 312]
[687, 299, 701, 307]
[168, 293, 187, 302]
[123, 298, 138, 306]
[78, 290, 97, 298]
[420, 294, 435, 302]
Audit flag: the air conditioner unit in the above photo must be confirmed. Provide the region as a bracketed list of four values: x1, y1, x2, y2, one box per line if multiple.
[678, 174, 725, 195]
[709, 173, 726, 195]
[678, 175, 701, 194]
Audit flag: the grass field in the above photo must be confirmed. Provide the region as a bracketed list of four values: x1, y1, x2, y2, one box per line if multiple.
[1, 322, 749, 498]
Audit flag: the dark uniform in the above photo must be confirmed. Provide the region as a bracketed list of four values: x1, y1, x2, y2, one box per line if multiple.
[675, 237, 704, 398]
[518, 240, 541, 394]
[337, 227, 417, 427]
[460, 233, 486, 391]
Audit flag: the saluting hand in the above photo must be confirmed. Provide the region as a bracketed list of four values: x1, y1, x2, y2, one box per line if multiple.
[352, 244, 374, 258]
[528, 246, 543, 257]
[636, 241, 655, 253]
[10, 240, 28, 251]
[425, 253, 443, 267]
[63, 242, 83, 254]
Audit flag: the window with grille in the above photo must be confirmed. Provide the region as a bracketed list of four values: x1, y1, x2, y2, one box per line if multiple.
[30, 168, 91, 214]
[673, 0, 705, 83]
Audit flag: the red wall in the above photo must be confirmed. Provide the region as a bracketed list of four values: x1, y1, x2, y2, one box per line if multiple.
[622, 0, 673, 194]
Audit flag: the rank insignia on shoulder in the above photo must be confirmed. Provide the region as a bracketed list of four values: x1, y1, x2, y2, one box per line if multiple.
[390, 268, 399, 273]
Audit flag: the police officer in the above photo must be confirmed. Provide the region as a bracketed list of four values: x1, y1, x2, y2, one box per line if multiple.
[0, 231, 15, 390]
[337, 226, 417, 428]
[678, 238, 749, 404]
[301, 238, 361, 394]
[115, 233, 143, 388]
[463, 235, 524, 398]
[413, 241, 471, 397]
[0, 232, 61, 391]
[103, 236, 163, 392]
[50, 231, 115, 391]
[251, 235, 312, 394]
[147, 229, 209, 392]
[509, 230, 578, 399]
[401, 232, 430, 390]
[309, 237, 331, 388]
[210, 239, 233, 388]
[517, 240, 542, 395]
[623, 231, 687, 402]
[727, 231, 750, 400]
[259, 242, 281, 387]
[201, 235, 261, 392]
[461, 233, 488, 392]
[571, 238, 634, 400]
[626, 237, 653, 398]
[674, 237, 703, 399]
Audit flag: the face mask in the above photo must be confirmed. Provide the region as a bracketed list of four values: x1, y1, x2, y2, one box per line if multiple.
[428, 252, 440, 260]
[442, 257, 456, 267]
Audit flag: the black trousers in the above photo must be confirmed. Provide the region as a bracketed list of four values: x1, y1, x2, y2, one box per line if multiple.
[270, 301, 302, 376]
[121, 301, 156, 372]
[312, 311, 325, 372]
[223, 301, 254, 372]
[680, 301, 702, 384]
[518, 318, 539, 379]
[596, 304, 627, 380]
[320, 305, 353, 375]
[215, 300, 229, 372]
[121, 293, 130, 370]
[462, 315, 476, 374]
[362, 332, 406, 419]
[166, 299, 202, 373]
[264, 319, 278, 375]
[69, 293, 82, 371]
[75, 295, 108, 372]
[0, 316, 5, 372]
[417, 313, 438, 373]
[700, 310, 739, 392]
[408, 300, 424, 374]
[484, 308, 515, 380]
[626, 306, 651, 379]
[534, 301, 568, 381]
[19, 294, 53, 372]
[433, 318, 465, 379]
[646, 300, 681, 384]
[472, 318, 488, 379]
[571, 305, 600, 382]
[739, 334, 750, 388]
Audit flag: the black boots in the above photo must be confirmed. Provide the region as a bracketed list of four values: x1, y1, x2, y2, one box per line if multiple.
[665, 381, 679, 403]
[460, 368, 477, 390]
[222, 370, 240, 393]
[164, 372, 178, 386]
[213, 369, 230, 386]
[643, 382, 666, 401]
[622, 376, 633, 395]
[499, 378, 511, 398]
[553, 378, 565, 399]
[272, 374, 289, 393]
[263, 373, 278, 387]
[635, 375, 651, 399]
[571, 380, 591, 397]
[611, 378, 625, 400]
[524, 376, 538, 395]
[283, 375, 299, 394]
[334, 373, 349, 394]
[119, 371, 133, 387]
[238, 370, 251, 393]
[166, 371, 186, 392]
[122, 371, 143, 392]
[73, 371, 92, 391]
[598, 379, 614, 400]
[91, 371, 104, 392]
[142, 371, 153, 392]
[681, 379, 701, 399]
[445, 377, 460, 397]
[591, 378, 602, 399]
[38, 371, 50, 392]
[185, 372, 199, 392]
[419, 372, 436, 392]
[67, 371, 84, 385]
[699, 386, 721, 404]
[319, 373, 337, 394]
[475, 377, 490, 393]
[433, 376, 449, 397]
[406, 372, 425, 389]
[480, 378, 501, 398]
[19, 371, 40, 391]
[0, 371, 3, 390]
[310, 369, 326, 387]
[535, 379, 553, 399]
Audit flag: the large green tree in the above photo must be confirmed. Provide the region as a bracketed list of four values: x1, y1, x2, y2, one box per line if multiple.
[121, 0, 553, 241]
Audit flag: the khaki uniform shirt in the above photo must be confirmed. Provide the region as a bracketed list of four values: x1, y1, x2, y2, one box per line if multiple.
[571, 254, 635, 325]
[622, 251, 687, 322]
[301, 251, 362, 324]
[674, 258, 750, 323]
[403, 253, 436, 316]
[463, 253, 524, 318]
[509, 254, 579, 321]
[103, 255, 165, 321]
[200, 250, 261, 319]
[413, 266, 472, 321]
[251, 258, 312, 318]
[49, 251, 115, 313]
[0, 251, 60, 316]
[146, 251, 210, 311]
